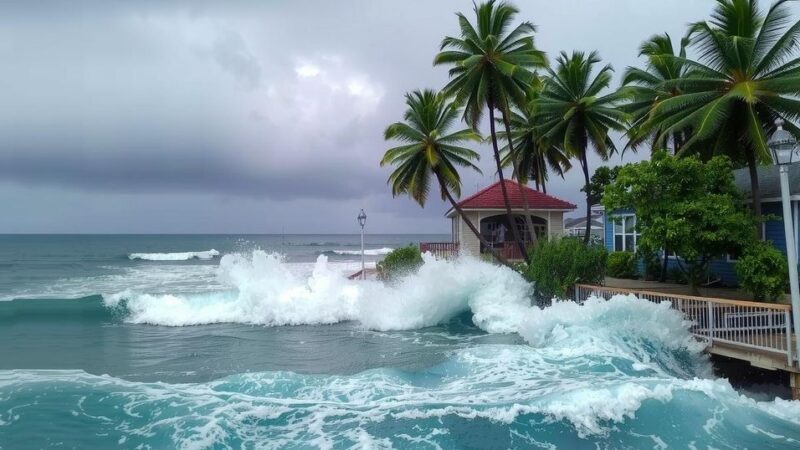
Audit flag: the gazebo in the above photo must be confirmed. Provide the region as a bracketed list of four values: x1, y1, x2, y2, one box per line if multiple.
[421, 180, 577, 260]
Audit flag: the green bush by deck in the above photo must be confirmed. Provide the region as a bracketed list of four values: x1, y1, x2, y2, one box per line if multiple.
[377, 246, 423, 281]
[523, 238, 607, 302]
[607, 251, 638, 279]
[736, 241, 790, 302]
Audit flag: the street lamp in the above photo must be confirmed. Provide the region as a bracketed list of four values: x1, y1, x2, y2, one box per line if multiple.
[768, 118, 800, 366]
[358, 209, 367, 280]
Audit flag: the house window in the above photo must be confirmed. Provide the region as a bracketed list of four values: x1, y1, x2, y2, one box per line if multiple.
[613, 215, 639, 252]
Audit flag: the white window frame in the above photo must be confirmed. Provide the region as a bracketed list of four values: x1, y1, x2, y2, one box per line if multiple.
[613, 214, 639, 252]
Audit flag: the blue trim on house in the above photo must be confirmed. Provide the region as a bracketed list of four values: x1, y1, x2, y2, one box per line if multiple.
[604, 202, 799, 286]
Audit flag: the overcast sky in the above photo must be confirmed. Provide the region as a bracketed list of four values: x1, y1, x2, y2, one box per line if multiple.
[2, 1, 796, 234]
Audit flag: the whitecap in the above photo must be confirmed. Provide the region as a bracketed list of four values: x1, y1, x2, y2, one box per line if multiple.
[128, 249, 221, 261]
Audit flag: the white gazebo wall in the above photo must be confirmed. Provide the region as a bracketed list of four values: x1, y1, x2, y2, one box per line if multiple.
[453, 210, 566, 257]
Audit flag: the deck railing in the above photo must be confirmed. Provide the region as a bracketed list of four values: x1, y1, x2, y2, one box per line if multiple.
[419, 242, 460, 259]
[575, 284, 795, 366]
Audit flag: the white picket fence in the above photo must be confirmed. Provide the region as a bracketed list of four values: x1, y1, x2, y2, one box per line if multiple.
[574, 284, 795, 366]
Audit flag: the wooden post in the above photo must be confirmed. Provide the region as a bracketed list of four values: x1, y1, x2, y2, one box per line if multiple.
[791, 372, 800, 400]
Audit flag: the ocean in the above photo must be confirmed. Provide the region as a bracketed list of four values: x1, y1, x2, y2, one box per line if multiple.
[1, 234, 800, 449]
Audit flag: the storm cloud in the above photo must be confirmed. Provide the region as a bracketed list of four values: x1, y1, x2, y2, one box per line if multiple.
[2, 1, 794, 233]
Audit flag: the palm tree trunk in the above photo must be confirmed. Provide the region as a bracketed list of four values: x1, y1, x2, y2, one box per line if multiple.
[435, 171, 512, 268]
[538, 153, 548, 194]
[501, 110, 538, 255]
[672, 132, 684, 155]
[488, 105, 528, 262]
[746, 150, 764, 240]
[580, 153, 593, 245]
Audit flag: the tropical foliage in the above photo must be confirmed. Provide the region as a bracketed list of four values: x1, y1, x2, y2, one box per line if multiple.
[434, 0, 547, 262]
[380, 89, 510, 266]
[622, 33, 691, 153]
[379, 0, 800, 278]
[537, 51, 628, 243]
[635, 0, 800, 220]
[736, 240, 790, 301]
[607, 251, 639, 279]
[377, 246, 424, 281]
[523, 237, 608, 302]
[582, 165, 620, 207]
[498, 84, 571, 193]
[604, 152, 758, 292]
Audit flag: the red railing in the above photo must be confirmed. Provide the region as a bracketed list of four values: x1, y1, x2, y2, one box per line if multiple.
[420, 242, 527, 260]
[500, 242, 524, 260]
[420, 242, 460, 259]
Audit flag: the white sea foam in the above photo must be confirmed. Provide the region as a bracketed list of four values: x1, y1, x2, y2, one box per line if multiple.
[105, 251, 532, 330]
[3, 347, 799, 448]
[128, 249, 221, 261]
[103, 248, 706, 372]
[331, 247, 394, 256]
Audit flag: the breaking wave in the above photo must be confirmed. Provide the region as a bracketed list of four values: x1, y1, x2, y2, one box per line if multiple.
[103, 249, 704, 367]
[104, 251, 532, 331]
[8, 250, 800, 448]
[128, 249, 220, 261]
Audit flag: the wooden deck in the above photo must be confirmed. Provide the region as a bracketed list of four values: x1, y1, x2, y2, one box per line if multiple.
[347, 268, 378, 281]
[709, 338, 798, 372]
[575, 284, 800, 375]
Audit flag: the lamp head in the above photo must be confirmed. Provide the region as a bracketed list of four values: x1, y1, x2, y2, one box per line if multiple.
[768, 118, 798, 166]
[357, 209, 367, 228]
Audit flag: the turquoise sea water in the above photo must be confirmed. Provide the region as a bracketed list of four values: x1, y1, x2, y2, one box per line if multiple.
[2, 235, 800, 449]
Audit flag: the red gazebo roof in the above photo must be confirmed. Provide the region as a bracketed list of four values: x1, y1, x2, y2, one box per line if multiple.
[448, 180, 577, 214]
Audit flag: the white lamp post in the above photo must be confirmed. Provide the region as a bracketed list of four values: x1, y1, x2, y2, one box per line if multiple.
[358, 209, 367, 280]
[768, 118, 800, 366]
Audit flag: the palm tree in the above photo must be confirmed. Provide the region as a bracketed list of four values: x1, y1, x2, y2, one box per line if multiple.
[434, 0, 547, 263]
[622, 33, 691, 153]
[380, 89, 511, 266]
[622, 33, 691, 281]
[642, 0, 800, 222]
[537, 51, 628, 244]
[498, 85, 571, 194]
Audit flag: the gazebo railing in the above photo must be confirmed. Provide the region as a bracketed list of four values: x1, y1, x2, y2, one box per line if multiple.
[420, 242, 460, 259]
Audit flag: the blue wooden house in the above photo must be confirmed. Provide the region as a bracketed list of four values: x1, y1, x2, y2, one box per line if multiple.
[603, 163, 800, 285]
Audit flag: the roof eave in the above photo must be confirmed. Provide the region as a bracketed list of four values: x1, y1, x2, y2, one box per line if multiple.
[446, 206, 578, 217]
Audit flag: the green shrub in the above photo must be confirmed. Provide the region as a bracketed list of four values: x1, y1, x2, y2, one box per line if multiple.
[668, 267, 688, 285]
[607, 252, 638, 279]
[377, 246, 423, 281]
[524, 237, 607, 302]
[640, 250, 662, 281]
[736, 241, 789, 302]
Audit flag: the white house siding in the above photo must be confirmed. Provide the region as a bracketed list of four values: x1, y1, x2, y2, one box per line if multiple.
[457, 211, 482, 256]
[548, 212, 565, 237]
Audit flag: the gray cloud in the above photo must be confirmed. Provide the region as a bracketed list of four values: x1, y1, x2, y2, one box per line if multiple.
[212, 31, 262, 90]
[1, 0, 796, 232]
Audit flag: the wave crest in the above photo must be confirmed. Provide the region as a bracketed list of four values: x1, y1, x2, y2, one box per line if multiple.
[105, 251, 529, 330]
[128, 249, 220, 261]
[104, 251, 705, 359]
